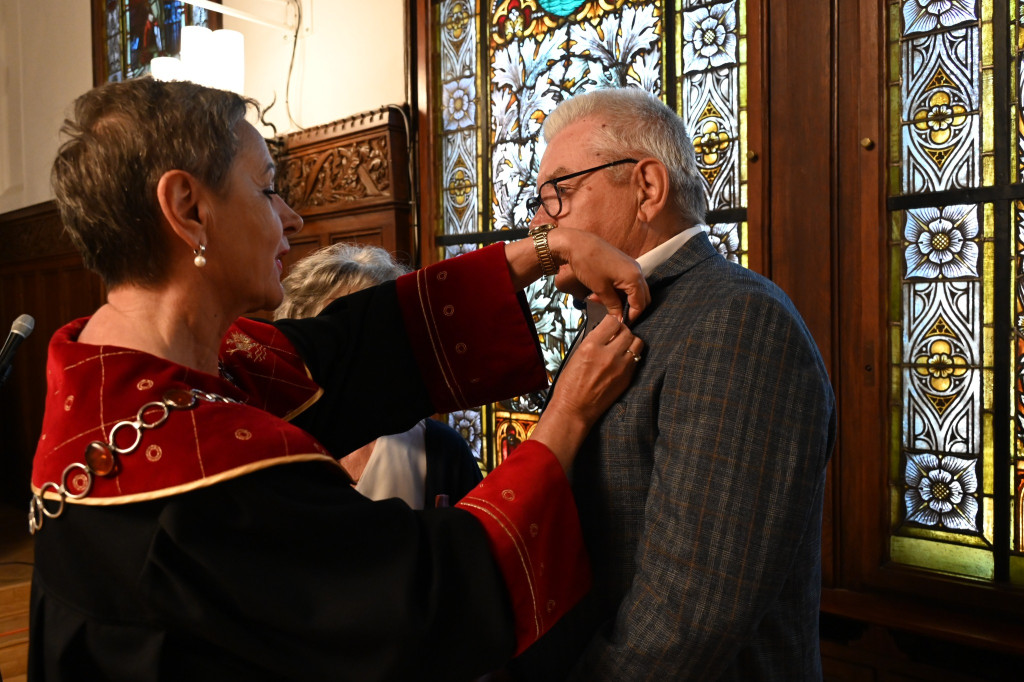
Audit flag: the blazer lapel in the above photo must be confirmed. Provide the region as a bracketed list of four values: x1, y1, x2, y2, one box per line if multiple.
[645, 229, 722, 292]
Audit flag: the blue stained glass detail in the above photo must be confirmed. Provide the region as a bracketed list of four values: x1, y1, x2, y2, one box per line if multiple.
[536, 0, 587, 17]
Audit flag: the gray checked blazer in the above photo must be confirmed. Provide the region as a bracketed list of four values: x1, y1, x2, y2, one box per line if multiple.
[512, 230, 836, 681]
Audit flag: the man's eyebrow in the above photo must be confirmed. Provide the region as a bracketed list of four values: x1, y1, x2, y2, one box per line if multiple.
[539, 166, 572, 184]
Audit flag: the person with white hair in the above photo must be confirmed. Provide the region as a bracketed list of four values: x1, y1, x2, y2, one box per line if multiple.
[275, 242, 483, 509]
[511, 87, 836, 681]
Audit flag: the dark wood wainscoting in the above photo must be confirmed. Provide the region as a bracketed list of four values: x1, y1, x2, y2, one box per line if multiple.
[0, 202, 103, 509]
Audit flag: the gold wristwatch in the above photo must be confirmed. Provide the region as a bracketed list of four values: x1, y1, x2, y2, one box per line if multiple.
[529, 223, 558, 277]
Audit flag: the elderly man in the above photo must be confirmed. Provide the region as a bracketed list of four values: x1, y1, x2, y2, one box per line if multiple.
[511, 88, 836, 680]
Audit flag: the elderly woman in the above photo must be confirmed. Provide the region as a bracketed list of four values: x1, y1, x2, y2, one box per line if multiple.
[28, 78, 647, 681]
[274, 243, 482, 509]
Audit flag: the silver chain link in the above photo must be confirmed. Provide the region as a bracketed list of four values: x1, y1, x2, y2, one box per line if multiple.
[29, 388, 239, 534]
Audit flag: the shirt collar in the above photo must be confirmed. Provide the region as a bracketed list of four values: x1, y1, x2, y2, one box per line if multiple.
[635, 225, 706, 277]
[583, 225, 707, 329]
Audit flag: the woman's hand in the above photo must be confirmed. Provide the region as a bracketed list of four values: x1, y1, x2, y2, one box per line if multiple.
[529, 315, 644, 472]
[548, 227, 650, 325]
[504, 227, 650, 325]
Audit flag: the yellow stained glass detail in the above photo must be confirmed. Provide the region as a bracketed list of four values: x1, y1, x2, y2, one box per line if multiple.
[913, 339, 968, 394]
[926, 65, 956, 91]
[699, 100, 723, 121]
[924, 147, 954, 169]
[925, 315, 954, 338]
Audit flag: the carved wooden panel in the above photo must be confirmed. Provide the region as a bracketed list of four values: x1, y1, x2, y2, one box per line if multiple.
[274, 106, 412, 263]
[245, 107, 414, 323]
[279, 134, 393, 213]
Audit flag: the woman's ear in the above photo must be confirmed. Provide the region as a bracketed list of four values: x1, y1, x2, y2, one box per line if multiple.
[634, 159, 670, 223]
[156, 169, 204, 249]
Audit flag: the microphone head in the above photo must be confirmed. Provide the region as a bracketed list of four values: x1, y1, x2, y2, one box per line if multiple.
[12, 314, 34, 338]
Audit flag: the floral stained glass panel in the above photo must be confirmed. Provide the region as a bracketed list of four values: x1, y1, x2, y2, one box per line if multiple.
[899, 24, 981, 194]
[436, 0, 485, 454]
[438, 0, 483, 260]
[889, 0, 1006, 582]
[677, 0, 748, 263]
[893, 204, 994, 578]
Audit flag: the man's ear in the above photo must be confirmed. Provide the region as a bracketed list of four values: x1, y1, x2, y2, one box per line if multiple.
[156, 169, 205, 249]
[634, 159, 670, 223]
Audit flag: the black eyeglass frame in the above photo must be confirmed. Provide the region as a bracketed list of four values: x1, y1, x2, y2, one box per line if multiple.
[526, 158, 639, 218]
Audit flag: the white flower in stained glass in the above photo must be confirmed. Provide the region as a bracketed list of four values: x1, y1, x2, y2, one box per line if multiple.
[703, 223, 740, 262]
[449, 409, 482, 456]
[904, 205, 978, 279]
[444, 243, 476, 258]
[902, 0, 977, 35]
[904, 453, 978, 530]
[442, 77, 476, 131]
[682, 2, 738, 74]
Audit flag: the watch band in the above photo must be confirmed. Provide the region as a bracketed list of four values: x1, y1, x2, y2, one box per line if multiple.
[530, 223, 558, 277]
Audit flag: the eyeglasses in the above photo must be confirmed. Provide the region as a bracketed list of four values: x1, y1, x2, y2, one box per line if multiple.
[526, 158, 639, 219]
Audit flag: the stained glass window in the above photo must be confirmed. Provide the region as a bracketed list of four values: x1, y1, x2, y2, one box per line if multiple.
[101, 0, 212, 83]
[432, 0, 749, 470]
[888, 0, 1024, 586]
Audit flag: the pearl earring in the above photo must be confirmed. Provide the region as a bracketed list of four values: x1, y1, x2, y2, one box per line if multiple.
[193, 244, 207, 268]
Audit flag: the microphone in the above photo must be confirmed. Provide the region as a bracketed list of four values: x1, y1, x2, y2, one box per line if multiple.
[0, 314, 35, 384]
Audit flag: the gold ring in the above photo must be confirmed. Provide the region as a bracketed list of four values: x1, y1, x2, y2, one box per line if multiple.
[625, 349, 642, 363]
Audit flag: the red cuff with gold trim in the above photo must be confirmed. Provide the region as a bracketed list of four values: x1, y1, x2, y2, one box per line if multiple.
[394, 243, 547, 413]
[456, 440, 592, 655]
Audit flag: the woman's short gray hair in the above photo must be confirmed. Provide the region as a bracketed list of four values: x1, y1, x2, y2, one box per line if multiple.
[274, 243, 410, 320]
[52, 78, 257, 288]
[542, 87, 707, 226]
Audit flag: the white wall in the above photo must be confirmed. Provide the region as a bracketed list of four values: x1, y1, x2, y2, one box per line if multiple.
[0, 0, 407, 215]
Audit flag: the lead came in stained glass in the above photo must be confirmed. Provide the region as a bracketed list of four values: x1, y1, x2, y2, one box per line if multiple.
[1014, 2, 1024, 570]
[489, 1, 663, 234]
[902, 279, 981, 453]
[900, 28, 980, 194]
[681, 2, 742, 212]
[888, 0, 1010, 580]
[681, 3, 737, 73]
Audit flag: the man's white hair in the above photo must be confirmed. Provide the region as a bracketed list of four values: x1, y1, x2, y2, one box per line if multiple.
[543, 87, 707, 227]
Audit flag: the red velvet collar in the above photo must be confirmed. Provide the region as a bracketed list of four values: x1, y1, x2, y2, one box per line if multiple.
[31, 317, 337, 505]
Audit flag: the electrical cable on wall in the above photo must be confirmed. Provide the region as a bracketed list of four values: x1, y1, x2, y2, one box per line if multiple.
[284, 0, 304, 130]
